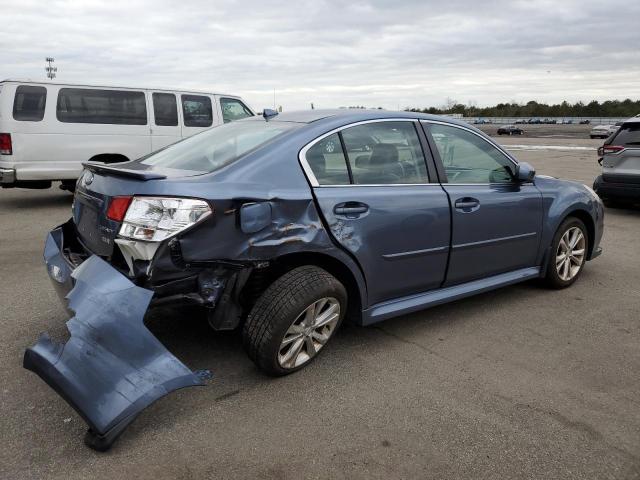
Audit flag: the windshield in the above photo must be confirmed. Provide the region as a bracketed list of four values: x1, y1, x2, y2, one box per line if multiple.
[140, 120, 298, 172]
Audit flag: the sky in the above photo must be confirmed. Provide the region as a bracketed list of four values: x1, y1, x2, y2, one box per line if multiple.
[1, 0, 639, 112]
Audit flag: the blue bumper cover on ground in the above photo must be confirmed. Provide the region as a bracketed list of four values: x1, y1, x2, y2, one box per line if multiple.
[24, 230, 205, 451]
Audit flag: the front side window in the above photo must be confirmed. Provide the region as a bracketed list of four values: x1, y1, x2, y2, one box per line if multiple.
[220, 97, 253, 123]
[344, 122, 429, 185]
[306, 133, 350, 185]
[181, 95, 213, 127]
[140, 120, 297, 172]
[56, 88, 147, 125]
[13, 85, 47, 121]
[429, 124, 515, 183]
[152, 93, 178, 126]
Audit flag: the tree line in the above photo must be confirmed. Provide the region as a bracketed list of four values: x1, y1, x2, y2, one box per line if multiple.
[407, 99, 640, 118]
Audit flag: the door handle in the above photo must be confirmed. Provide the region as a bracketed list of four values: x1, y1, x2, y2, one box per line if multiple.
[454, 197, 480, 212]
[334, 202, 369, 217]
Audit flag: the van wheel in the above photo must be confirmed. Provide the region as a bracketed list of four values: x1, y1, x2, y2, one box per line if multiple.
[543, 217, 588, 289]
[243, 266, 347, 376]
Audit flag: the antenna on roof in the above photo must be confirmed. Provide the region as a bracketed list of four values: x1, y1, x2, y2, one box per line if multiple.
[263, 108, 279, 120]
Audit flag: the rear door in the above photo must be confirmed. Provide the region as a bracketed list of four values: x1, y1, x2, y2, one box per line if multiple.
[423, 121, 543, 286]
[302, 120, 451, 306]
[603, 122, 640, 184]
[149, 92, 181, 151]
[180, 94, 218, 139]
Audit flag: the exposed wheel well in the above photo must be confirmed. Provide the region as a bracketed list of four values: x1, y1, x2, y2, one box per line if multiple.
[88, 154, 130, 164]
[242, 252, 363, 324]
[565, 210, 596, 259]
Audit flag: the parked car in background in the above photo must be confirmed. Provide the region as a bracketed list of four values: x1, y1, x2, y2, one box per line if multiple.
[25, 109, 604, 450]
[593, 117, 640, 205]
[497, 125, 524, 135]
[590, 124, 620, 139]
[0, 80, 254, 190]
[579, 119, 591, 125]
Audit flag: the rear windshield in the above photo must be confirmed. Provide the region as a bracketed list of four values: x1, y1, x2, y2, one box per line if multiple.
[611, 123, 640, 146]
[140, 120, 298, 172]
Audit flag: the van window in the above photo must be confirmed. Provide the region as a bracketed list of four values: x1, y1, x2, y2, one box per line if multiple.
[220, 97, 253, 123]
[56, 88, 147, 125]
[152, 93, 178, 126]
[13, 85, 47, 121]
[181, 95, 213, 127]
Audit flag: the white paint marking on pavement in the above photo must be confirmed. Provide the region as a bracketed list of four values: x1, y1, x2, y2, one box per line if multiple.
[504, 144, 597, 152]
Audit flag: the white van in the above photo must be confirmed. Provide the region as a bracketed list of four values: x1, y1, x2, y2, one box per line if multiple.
[0, 80, 255, 190]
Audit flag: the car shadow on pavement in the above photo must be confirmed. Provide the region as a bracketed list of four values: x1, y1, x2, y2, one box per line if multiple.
[0, 190, 72, 210]
[143, 279, 547, 381]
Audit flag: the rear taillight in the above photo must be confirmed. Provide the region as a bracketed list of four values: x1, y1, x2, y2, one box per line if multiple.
[118, 196, 212, 242]
[0, 133, 12, 155]
[107, 196, 133, 221]
[601, 145, 625, 155]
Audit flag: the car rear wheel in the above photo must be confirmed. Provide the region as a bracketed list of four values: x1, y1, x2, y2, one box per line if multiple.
[243, 266, 347, 376]
[543, 217, 588, 289]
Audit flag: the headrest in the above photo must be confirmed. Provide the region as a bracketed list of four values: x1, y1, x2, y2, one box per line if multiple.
[368, 144, 399, 167]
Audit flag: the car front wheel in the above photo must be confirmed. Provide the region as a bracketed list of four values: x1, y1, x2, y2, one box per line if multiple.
[543, 217, 588, 289]
[243, 266, 347, 376]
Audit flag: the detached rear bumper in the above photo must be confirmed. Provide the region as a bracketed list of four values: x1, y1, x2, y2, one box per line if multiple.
[25, 234, 206, 451]
[43, 222, 79, 307]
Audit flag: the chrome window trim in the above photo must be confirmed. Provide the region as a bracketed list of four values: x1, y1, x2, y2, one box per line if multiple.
[420, 119, 519, 167]
[298, 118, 427, 188]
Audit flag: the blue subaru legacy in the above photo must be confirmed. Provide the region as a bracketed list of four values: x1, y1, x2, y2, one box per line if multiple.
[25, 110, 604, 450]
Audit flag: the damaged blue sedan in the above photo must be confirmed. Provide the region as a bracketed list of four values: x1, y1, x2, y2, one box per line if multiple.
[25, 110, 604, 450]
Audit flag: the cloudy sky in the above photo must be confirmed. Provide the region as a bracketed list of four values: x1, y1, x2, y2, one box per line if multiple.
[1, 0, 639, 111]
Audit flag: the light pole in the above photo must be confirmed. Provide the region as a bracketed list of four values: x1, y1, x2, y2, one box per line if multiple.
[45, 57, 57, 80]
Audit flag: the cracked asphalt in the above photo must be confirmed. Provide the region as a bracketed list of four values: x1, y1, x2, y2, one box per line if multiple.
[1, 136, 638, 479]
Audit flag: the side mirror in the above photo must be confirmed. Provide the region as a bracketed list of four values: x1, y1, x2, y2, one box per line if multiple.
[516, 162, 536, 182]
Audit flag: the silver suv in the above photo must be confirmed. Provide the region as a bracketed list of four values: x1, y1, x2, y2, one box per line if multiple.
[593, 117, 640, 205]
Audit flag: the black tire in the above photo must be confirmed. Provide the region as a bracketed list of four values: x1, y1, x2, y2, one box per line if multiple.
[243, 266, 347, 376]
[543, 217, 589, 289]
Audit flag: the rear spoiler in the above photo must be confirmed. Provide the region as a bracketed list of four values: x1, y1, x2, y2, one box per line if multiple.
[82, 162, 167, 181]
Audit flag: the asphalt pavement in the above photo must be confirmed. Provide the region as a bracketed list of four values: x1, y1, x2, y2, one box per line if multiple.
[1, 136, 638, 479]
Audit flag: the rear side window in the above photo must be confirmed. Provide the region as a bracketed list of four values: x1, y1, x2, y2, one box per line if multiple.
[13, 85, 47, 121]
[306, 133, 351, 185]
[181, 95, 213, 127]
[343, 122, 429, 185]
[220, 97, 253, 123]
[152, 93, 178, 126]
[57, 88, 147, 125]
[611, 123, 640, 146]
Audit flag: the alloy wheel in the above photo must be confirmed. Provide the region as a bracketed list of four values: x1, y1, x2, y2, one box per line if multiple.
[555, 226, 586, 281]
[278, 297, 340, 369]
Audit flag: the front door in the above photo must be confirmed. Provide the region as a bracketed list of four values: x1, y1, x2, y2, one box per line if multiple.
[424, 122, 543, 286]
[303, 120, 451, 306]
